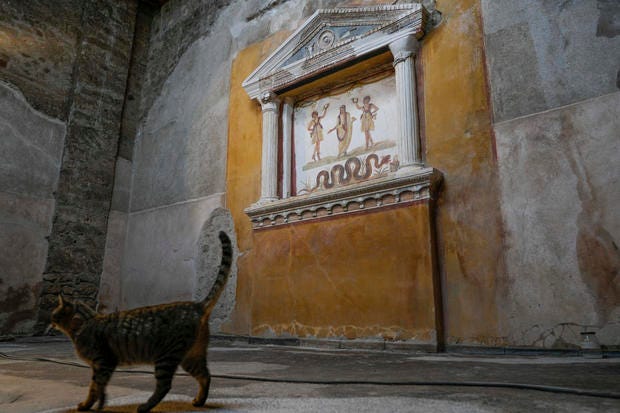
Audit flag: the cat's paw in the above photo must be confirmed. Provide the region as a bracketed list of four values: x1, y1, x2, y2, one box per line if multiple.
[95, 394, 106, 410]
[192, 396, 207, 407]
[136, 403, 151, 413]
[77, 402, 92, 411]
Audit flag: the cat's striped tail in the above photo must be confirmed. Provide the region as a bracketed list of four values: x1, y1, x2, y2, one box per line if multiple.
[203, 231, 233, 312]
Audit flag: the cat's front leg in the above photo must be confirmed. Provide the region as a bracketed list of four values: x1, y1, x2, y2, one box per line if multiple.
[137, 358, 179, 412]
[77, 379, 98, 411]
[95, 390, 107, 411]
[79, 362, 116, 411]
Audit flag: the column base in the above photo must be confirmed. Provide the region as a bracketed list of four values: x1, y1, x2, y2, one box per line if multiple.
[253, 197, 279, 207]
[395, 163, 426, 177]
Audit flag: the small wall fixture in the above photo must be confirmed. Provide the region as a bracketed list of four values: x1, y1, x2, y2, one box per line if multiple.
[580, 331, 603, 358]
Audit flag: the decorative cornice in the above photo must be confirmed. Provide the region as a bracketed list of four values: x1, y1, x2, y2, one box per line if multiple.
[243, 4, 428, 100]
[245, 168, 442, 229]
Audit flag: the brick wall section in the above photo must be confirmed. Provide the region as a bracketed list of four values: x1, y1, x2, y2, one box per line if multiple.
[36, 0, 139, 328]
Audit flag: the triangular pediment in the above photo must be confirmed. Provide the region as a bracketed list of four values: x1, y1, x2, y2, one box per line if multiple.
[242, 4, 428, 100]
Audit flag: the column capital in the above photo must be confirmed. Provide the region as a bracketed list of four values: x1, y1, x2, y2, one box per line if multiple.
[389, 34, 420, 65]
[259, 90, 279, 111]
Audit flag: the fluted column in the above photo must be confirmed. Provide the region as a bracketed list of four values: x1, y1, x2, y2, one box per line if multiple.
[389, 34, 423, 170]
[259, 91, 280, 202]
[281, 97, 294, 199]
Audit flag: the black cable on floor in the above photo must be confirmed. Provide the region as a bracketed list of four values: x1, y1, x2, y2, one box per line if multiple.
[1, 351, 619, 400]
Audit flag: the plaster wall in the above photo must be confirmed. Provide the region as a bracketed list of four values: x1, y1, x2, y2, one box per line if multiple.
[0, 82, 65, 334]
[122, 198, 215, 308]
[495, 92, 620, 347]
[0, 0, 80, 121]
[0, 0, 78, 335]
[483, 0, 620, 347]
[114, 0, 244, 321]
[420, 0, 504, 346]
[482, 0, 620, 123]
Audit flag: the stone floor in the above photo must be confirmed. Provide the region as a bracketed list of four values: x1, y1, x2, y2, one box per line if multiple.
[0, 337, 619, 412]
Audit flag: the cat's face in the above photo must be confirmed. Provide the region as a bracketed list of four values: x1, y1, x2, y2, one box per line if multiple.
[50, 295, 77, 335]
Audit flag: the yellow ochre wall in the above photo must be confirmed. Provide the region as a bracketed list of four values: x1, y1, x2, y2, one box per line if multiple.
[224, 0, 505, 346]
[421, 0, 504, 346]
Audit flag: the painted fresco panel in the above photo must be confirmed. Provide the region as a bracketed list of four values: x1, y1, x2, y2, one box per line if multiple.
[293, 75, 399, 195]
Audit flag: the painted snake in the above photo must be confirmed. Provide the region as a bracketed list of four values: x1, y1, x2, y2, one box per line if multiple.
[313, 154, 391, 191]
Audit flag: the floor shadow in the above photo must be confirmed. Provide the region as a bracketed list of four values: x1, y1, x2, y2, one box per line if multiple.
[57, 400, 234, 412]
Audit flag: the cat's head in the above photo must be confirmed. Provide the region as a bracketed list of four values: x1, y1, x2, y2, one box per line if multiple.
[50, 295, 96, 336]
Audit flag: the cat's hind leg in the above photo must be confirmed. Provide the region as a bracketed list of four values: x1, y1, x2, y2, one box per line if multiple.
[181, 354, 211, 406]
[137, 357, 180, 413]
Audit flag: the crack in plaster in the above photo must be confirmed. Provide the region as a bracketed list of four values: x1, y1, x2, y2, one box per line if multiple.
[515, 322, 593, 349]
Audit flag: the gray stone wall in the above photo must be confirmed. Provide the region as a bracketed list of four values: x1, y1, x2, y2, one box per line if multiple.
[482, 0, 620, 347]
[0, 0, 139, 334]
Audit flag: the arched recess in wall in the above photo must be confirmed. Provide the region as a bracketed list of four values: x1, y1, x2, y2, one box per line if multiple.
[195, 207, 238, 333]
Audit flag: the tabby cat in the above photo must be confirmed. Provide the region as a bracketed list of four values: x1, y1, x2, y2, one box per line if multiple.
[50, 231, 233, 412]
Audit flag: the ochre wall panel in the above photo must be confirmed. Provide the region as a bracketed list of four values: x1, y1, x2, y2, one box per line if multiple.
[245, 205, 437, 341]
[421, 0, 504, 345]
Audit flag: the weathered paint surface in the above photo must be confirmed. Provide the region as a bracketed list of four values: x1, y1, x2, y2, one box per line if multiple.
[120, 194, 225, 309]
[482, 0, 620, 348]
[482, 0, 620, 122]
[247, 206, 437, 341]
[421, 0, 505, 346]
[495, 92, 620, 347]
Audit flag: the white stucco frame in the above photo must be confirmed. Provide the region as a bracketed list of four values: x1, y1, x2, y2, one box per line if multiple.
[242, 4, 442, 229]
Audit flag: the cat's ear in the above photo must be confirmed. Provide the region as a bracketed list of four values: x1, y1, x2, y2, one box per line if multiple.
[58, 294, 64, 307]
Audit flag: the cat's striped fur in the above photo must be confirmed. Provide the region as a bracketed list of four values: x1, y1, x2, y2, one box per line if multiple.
[51, 231, 233, 412]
